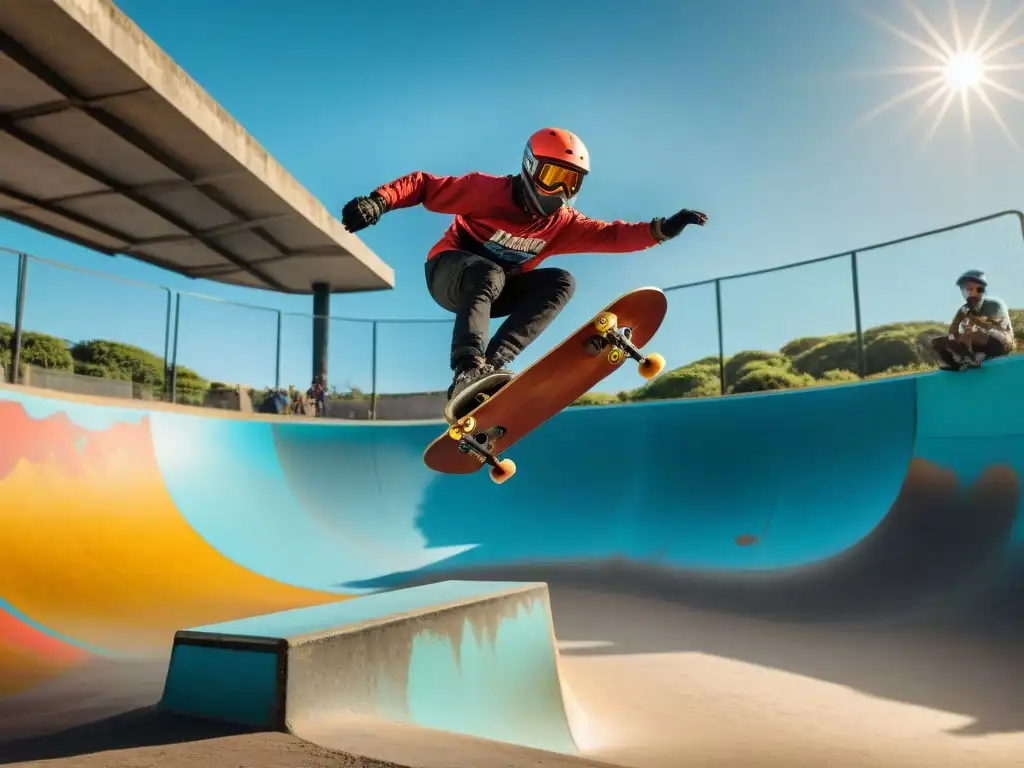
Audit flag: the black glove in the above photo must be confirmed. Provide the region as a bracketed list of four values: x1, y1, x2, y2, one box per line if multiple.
[341, 192, 389, 233]
[653, 208, 708, 241]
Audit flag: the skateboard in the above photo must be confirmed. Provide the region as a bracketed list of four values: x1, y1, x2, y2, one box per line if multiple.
[422, 286, 669, 483]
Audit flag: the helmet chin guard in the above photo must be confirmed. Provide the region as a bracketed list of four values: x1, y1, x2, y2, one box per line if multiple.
[520, 128, 589, 216]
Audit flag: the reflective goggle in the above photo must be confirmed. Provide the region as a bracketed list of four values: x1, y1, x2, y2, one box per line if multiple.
[532, 161, 585, 197]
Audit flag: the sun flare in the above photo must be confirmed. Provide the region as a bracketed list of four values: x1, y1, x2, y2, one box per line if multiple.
[851, 0, 1024, 151]
[943, 50, 985, 91]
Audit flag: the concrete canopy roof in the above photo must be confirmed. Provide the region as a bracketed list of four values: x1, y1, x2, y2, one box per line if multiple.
[0, 0, 395, 295]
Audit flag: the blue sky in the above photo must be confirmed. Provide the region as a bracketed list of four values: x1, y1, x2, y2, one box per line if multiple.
[1, 0, 1023, 395]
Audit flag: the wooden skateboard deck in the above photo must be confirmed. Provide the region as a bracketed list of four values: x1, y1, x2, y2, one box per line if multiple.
[422, 286, 669, 482]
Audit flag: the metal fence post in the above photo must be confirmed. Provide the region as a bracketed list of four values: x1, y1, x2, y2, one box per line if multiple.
[850, 252, 866, 378]
[10, 253, 28, 384]
[169, 293, 182, 403]
[370, 321, 378, 421]
[274, 310, 282, 389]
[161, 288, 174, 400]
[714, 279, 726, 395]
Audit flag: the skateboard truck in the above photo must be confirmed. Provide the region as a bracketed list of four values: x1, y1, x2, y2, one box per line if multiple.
[447, 417, 517, 484]
[588, 311, 665, 379]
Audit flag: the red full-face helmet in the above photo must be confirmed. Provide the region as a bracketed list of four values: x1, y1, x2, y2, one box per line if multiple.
[520, 127, 590, 216]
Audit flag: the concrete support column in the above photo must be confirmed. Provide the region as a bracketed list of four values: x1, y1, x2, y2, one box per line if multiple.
[312, 282, 330, 386]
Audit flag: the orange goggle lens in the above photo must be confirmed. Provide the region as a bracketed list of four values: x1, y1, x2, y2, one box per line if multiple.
[533, 162, 584, 197]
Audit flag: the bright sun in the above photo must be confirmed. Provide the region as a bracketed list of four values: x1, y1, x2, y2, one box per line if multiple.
[944, 50, 985, 91]
[851, 0, 1024, 151]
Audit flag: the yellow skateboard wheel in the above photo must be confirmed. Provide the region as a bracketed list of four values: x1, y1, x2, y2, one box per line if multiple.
[447, 415, 476, 441]
[593, 312, 617, 335]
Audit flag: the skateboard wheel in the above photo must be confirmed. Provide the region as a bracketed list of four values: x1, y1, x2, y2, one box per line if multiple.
[607, 347, 625, 365]
[593, 312, 617, 335]
[447, 415, 476, 441]
[639, 352, 666, 379]
[489, 458, 516, 484]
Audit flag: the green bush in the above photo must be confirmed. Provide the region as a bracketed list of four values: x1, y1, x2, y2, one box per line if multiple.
[74, 361, 129, 380]
[732, 357, 791, 383]
[867, 362, 935, 380]
[632, 363, 721, 400]
[780, 336, 825, 357]
[820, 369, 860, 383]
[71, 339, 166, 388]
[691, 355, 724, 367]
[792, 336, 857, 378]
[863, 329, 928, 374]
[723, 350, 785, 386]
[731, 366, 815, 394]
[572, 392, 620, 407]
[0, 324, 74, 371]
[173, 368, 209, 405]
[863, 321, 943, 343]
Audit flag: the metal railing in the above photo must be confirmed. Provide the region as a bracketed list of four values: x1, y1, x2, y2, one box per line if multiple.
[661, 209, 1024, 394]
[3, 209, 1023, 415]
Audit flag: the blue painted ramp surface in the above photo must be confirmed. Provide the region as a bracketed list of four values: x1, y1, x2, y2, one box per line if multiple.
[236, 373, 919, 591]
[160, 581, 576, 754]
[3, 355, 1024, 740]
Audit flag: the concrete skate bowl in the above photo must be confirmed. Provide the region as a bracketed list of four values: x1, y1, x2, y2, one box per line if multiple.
[0, 357, 1022, 768]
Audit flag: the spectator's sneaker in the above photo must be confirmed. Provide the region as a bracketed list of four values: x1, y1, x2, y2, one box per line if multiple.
[939, 355, 975, 371]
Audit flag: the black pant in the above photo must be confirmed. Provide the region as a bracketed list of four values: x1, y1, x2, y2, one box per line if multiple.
[425, 250, 576, 370]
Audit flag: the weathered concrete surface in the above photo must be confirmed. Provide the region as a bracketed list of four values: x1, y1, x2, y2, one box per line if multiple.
[159, 582, 578, 755]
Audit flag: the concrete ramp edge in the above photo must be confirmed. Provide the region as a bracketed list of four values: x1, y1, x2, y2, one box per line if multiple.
[159, 580, 578, 755]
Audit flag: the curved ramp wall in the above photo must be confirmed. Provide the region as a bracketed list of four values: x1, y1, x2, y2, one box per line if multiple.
[0, 357, 1021, 696]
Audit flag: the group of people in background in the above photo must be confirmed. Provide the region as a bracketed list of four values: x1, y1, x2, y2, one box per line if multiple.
[257, 376, 327, 416]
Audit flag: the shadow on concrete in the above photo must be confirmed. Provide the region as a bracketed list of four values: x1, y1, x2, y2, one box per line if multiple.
[549, 585, 1024, 739]
[374, 459, 1024, 738]
[0, 707, 255, 764]
[370, 459, 1022, 622]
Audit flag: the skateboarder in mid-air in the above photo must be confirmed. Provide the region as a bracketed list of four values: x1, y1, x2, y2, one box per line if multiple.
[341, 127, 708, 404]
[931, 270, 1016, 370]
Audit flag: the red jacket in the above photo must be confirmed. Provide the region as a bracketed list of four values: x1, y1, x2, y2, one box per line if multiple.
[373, 171, 660, 272]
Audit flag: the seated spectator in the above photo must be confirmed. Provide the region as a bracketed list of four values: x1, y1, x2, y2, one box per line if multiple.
[312, 376, 326, 416]
[931, 269, 1015, 371]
